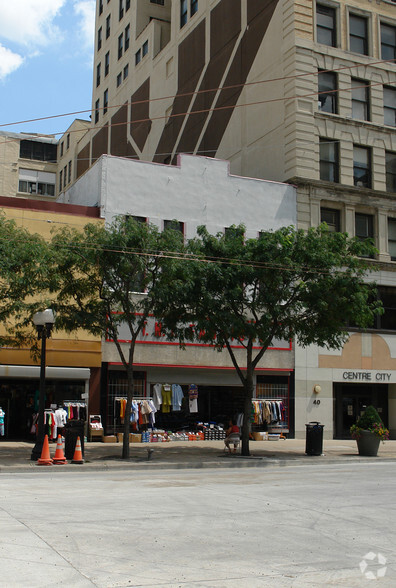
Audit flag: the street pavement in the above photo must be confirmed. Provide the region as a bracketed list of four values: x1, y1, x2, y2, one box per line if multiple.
[1, 438, 396, 472]
[0, 463, 395, 587]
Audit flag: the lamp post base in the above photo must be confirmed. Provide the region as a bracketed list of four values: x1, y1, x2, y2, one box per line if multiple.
[31, 440, 43, 461]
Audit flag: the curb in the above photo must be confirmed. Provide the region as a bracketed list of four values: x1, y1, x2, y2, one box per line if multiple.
[2, 455, 396, 474]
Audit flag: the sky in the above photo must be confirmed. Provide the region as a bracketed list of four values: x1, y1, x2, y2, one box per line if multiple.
[0, 0, 96, 138]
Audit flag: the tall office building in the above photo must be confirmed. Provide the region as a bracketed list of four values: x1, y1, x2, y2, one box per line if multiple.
[60, 0, 396, 439]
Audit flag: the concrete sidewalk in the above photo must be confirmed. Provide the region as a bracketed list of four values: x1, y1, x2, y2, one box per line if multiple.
[1, 437, 396, 472]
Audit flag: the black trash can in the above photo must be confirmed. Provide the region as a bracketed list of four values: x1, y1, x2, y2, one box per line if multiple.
[63, 420, 85, 460]
[305, 421, 324, 456]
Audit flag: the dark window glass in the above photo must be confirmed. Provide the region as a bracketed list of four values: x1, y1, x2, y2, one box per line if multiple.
[318, 71, 338, 113]
[60, 142, 64, 157]
[125, 24, 130, 51]
[388, 218, 396, 260]
[103, 89, 108, 114]
[386, 151, 396, 193]
[355, 213, 374, 240]
[351, 78, 370, 121]
[59, 171, 62, 192]
[118, 34, 123, 59]
[135, 49, 141, 65]
[151, 0, 165, 4]
[96, 63, 101, 87]
[123, 64, 129, 79]
[66, 134, 70, 150]
[349, 14, 368, 55]
[95, 99, 100, 123]
[378, 287, 396, 330]
[126, 0, 130, 10]
[106, 15, 111, 38]
[317, 3, 336, 47]
[321, 208, 340, 232]
[105, 51, 110, 76]
[117, 72, 122, 87]
[19, 140, 57, 162]
[319, 138, 339, 182]
[119, 0, 124, 20]
[381, 23, 396, 61]
[180, 0, 187, 28]
[97, 27, 102, 51]
[142, 40, 148, 56]
[164, 220, 184, 234]
[353, 146, 371, 188]
[99, 0, 103, 16]
[384, 86, 396, 127]
[191, 0, 198, 16]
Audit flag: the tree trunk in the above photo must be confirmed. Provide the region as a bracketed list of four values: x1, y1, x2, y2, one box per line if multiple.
[241, 372, 254, 456]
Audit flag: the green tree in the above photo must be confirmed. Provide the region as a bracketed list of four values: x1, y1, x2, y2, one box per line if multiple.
[0, 214, 52, 347]
[51, 216, 183, 459]
[152, 224, 382, 456]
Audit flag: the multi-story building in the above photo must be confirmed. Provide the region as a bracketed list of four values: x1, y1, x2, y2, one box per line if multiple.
[59, 152, 296, 436]
[58, 0, 396, 439]
[0, 131, 58, 201]
[0, 197, 103, 438]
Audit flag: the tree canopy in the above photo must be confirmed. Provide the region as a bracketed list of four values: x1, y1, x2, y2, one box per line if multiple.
[50, 215, 184, 458]
[152, 224, 382, 455]
[0, 214, 52, 347]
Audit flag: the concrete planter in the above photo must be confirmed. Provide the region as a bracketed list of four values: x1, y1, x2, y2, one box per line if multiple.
[356, 430, 381, 457]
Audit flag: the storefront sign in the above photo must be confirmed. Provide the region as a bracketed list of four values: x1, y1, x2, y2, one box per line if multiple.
[341, 371, 392, 382]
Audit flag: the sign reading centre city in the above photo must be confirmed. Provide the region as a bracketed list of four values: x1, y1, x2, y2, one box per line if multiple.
[338, 370, 395, 383]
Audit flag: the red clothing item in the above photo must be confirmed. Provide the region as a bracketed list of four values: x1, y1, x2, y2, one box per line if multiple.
[230, 425, 239, 434]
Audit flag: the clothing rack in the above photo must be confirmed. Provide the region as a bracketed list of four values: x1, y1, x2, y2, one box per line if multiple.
[113, 396, 152, 434]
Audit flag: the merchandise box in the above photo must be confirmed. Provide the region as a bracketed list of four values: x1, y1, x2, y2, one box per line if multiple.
[103, 436, 117, 443]
[131, 434, 142, 443]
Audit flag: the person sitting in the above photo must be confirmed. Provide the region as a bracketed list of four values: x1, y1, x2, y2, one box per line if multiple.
[224, 419, 240, 453]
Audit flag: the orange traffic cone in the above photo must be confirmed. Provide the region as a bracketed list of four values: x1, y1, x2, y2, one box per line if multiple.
[71, 436, 84, 464]
[53, 435, 67, 465]
[37, 435, 53, 466]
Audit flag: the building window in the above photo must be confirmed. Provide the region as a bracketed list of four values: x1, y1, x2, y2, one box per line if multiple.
[60, 141, 64, 157]
[18, 177, 55, 197]
[135, 49, 141, 65]
[142, 40, 148, 57]
[63, 165, 67, 188]
[99, 0, 103, 16]
[95, 99, 100, 123]
[388, 218, 396, 260]
[19, 140, 57, 162]
[318, 70, 338, 114]
[119, 0, 124, 20]
[319, 138, 339, 182]
[191, 0, 198, 16]
[180, 0, 188, 28]
[117, 72, 122, 87]
[123, 64, 129, 79]
[68, 161, 72, 184]
[97, 27, 102, 51]
[66, 134, 70, 150]
[355, 213, 374, 253]
[118, 34, 123, 60]
[351, 78, 370, 121]
[381, 23, 396, 61]
[125, 24, 130, 51]
[321, 208, 340, 232]
[316, 3, 336, 47]
[59, 170, 63, 192]
[353, 146, 371, 188]
[377, 287, 396, 330]
[349, 14, 369, 56]
[386, 151, 396, 192]
[106, 15, 111, 39]
[126, 0, 130, 11]
[96, 62, 101, 87]
[150, 0, 164, 4]
[103, 89, 108, 114]
[164, 220, 184, 235]
[105, 51, 110, 76]
[384, 86, 396, 127]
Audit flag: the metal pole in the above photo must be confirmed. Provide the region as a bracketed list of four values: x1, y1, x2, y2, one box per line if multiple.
[31, 328, 47, 461]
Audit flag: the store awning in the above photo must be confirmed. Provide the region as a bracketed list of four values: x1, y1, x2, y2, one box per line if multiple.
[0, 365, 91, 380]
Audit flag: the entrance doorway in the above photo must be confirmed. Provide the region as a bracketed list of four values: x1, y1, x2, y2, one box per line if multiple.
[334, 383, 388, 439]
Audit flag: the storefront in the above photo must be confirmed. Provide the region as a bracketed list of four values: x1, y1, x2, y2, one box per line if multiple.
[0, 366, 90, 439]
[101, 363, 294, 438]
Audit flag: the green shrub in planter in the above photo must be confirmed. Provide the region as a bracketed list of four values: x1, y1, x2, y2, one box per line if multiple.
[350, 405, 389, 441]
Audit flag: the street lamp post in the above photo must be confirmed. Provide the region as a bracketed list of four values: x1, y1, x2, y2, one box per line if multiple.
[30, 309, 55, 461]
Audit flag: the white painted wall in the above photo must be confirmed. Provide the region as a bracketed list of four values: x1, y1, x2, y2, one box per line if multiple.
[60, 153, 296, 235]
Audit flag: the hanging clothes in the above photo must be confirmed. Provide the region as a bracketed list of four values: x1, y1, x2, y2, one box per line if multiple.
[171, 384, 184, 411]
[161, 384, 172, 413]
[153, 383, 162, 410]
[188, 384, 198, 413]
